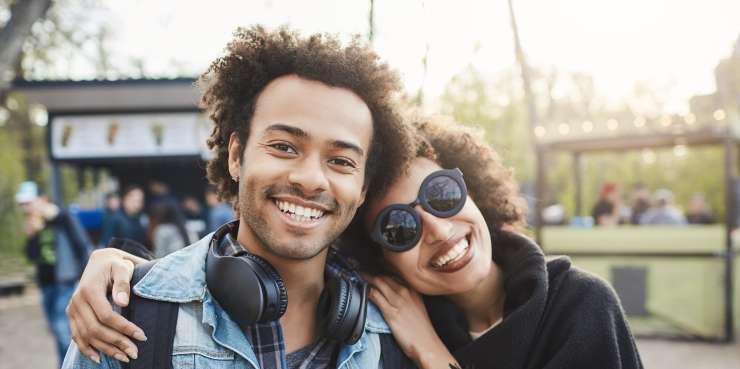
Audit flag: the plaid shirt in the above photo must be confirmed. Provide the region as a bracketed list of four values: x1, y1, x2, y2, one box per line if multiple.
[245, 322, 338, 369]
[224, 242, 359, 369]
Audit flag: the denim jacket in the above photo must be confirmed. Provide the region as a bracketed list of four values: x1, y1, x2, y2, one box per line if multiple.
[62, 234, 394, 369]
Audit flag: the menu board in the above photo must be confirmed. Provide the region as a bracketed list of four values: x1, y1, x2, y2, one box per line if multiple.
[50, 112, 212, 159]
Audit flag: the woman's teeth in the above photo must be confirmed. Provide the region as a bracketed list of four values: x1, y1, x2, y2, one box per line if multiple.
[431, 237, 470, 268]
[274, 200, 325, 223]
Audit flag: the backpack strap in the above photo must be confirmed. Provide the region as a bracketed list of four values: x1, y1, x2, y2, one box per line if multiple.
[379, 333, 417, 369]
[122, 260, 179, 369]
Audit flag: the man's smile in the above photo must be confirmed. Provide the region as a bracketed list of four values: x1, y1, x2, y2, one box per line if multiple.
[271, 196, 331, 230]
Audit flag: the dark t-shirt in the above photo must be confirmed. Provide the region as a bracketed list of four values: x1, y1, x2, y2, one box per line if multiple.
[100, 210, 147, 246]
[285, 339, 337, 369]
[591, 199, 615, 225]
[28, 228, 57, 286]
[630, 199, 650, 225]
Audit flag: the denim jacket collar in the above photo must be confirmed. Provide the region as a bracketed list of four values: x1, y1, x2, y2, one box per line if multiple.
[132, 232, 391, 367]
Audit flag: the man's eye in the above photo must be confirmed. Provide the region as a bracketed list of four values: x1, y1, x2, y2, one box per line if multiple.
[329, 158, 357, 168]
[270, 143, 297, 154]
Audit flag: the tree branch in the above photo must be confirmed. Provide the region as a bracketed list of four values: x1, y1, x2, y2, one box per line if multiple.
[0, 0, 53, 91]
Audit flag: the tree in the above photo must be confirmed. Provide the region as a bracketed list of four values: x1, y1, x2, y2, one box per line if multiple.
[0, 0, 53, 92]
[0, 0, 112, 260]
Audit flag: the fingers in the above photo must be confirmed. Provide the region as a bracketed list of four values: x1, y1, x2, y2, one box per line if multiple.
[366, 276, 403, 305]
[68, 311, 101, 364]
[78, 248, 146, 341]
[111, 259, 135, 307]
[86, 287, 146, 342]
[89, 337, 131, 363]
[75, 298, 139, 360]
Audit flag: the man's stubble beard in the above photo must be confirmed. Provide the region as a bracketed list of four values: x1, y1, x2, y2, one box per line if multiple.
[238, 177, 360, 260]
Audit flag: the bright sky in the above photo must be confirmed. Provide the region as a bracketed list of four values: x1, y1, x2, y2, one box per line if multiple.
[102, 0, 740, 113]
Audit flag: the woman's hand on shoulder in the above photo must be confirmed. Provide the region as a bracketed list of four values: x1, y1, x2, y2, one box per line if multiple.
[66, 248, 147, 364]
[363, 274, 460, 369]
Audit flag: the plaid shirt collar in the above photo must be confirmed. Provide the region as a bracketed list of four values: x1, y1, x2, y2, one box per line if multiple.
[245, 322, 337, 369]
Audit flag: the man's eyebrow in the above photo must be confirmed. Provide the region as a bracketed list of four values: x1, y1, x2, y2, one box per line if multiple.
[330, 139, 364, 158]
[263, 123, 308, 138]
[264, 123, 364, 157]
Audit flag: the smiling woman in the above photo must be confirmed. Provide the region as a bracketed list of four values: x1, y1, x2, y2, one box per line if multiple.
[339, 114, 644, 369]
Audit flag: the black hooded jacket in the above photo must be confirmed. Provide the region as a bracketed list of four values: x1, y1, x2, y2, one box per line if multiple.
[424, 231, 644, 369]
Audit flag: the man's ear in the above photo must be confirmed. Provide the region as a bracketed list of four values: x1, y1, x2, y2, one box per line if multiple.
[227, 132, 242, 180]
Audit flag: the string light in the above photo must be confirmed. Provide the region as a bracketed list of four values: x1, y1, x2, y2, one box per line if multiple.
[607, 118, 619, 131]
[713, 109, 726, 121]
[660, 115, 672, 127]
[673, 144, 688, 157]
[641, 149, 656, 164]
[30, 105, 48, 127]
[534, 125, 546, 138]
[684, 113, 696, 125]
[5, 96, 18, 111]
[633, 116, 646, 127]
[558, 123, 570, 135]
[582, 120, 593, 132]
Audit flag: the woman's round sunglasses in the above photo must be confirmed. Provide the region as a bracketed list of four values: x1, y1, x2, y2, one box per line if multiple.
[370, 168, 467, 252]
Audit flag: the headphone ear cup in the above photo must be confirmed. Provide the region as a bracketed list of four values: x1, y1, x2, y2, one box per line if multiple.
[319, 277, 367, 344]
[241, 253, 288, 322]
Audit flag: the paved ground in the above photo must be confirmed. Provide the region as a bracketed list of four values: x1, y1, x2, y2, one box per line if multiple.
[1, 287, 739, 369]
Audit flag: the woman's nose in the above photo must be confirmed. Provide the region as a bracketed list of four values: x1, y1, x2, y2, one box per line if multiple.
[418, 207, 453, 245]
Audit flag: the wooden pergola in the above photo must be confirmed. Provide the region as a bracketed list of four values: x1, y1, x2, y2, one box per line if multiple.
[534, 125, 738, 342]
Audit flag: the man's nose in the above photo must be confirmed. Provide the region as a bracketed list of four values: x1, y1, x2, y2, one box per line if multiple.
[419, 207, 453, 245]
[287, 154, 330, 195]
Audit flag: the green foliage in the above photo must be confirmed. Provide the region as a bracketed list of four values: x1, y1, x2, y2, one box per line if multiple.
[0, 130, 26, 256]
[438, 65, 726, 222]
[439, 66, 534, 182]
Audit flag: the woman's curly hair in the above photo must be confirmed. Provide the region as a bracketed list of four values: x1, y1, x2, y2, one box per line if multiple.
[199, 25, 414, 209]
[339, 114, 528, 274]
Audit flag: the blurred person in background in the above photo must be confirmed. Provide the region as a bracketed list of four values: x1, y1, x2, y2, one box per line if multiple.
[591, 182, 622, 226]
[147, 202, 194, 258]
[146, 180, 177, 211]
[639, 188, 687, 225]
[686, 193, 716, 224]
[205, 185, 235, 233]
[98, 192, 120, 245]
[181, 194, 207, 238]
[629, 182, 651, 225]
[100, 185, 147, 246]
[103, 192, 120, 214]
[16, 181, 93, 366]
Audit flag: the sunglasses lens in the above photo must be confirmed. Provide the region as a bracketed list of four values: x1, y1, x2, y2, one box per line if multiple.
[425, 176, 464, 212]
[379, 208, 419, 247]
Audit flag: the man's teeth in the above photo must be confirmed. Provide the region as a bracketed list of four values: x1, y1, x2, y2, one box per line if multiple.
[275, 200, 325, 222]
[431, 238, 470, 268]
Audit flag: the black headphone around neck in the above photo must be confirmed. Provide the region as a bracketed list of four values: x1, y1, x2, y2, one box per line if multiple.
[205, 222, 368, 344]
